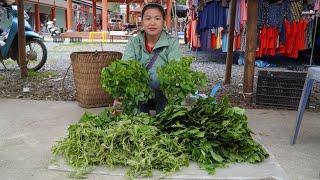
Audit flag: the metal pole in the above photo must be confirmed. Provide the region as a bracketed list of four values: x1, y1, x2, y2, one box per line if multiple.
[17, 0, 28, 77]
[310, 14, 318, 65]
[224, 0, 237, 85]
[243, 0, 258, 94]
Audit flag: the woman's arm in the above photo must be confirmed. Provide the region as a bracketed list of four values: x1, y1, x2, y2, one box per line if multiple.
[122, 38, 136, 61]
[168, 38, 182, 61]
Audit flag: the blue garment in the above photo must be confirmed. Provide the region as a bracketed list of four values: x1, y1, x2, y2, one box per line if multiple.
[197, 1, 227, 32]
[235, 0, 241, 33]
[222, 32, 228, 53]
[200, 30, 211, 50]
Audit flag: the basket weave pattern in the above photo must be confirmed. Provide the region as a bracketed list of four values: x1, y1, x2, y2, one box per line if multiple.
[71, 51, 122, 108]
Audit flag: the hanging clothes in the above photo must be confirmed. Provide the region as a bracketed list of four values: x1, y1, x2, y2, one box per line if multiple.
[211, 33, 217, 49]
[222, 32, 228, 52]
[191, 20, 201, 49]
[235, 0, 241, 33]
[256, 26, 279, 58]
[240, 0, 247, 25]
[291, 0, 303, 21]
[314, 0, 320, 11]
[197, 1, 227, 32]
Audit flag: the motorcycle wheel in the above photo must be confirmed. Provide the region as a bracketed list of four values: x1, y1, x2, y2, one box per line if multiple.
[24, 39, 47, 71]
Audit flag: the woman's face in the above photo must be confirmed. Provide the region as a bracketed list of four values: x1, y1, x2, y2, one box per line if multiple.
[142, 8, 164, 37]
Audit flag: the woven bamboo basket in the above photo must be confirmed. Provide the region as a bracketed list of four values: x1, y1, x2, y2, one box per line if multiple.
[71, 51, 122, 108]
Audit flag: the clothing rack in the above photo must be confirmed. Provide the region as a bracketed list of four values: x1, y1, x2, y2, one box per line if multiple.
[302, 11, 319, 65]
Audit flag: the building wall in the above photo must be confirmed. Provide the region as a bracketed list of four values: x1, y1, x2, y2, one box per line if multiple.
[56, 8, 66, 31]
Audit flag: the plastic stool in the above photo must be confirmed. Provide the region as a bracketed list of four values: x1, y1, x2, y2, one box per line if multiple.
[291, 66, 320, 145]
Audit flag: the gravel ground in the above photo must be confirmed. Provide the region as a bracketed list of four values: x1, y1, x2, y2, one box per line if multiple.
[0, 41, 319, 111]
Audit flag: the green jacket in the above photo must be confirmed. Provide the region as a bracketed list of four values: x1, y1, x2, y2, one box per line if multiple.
[122, 30, 182, 89]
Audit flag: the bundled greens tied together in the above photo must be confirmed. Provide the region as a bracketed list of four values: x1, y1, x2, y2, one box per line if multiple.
[101, 60, 154, 114]
[52, 98, 269, 179]
[157, 57, 208, 105]
[155, 97, 269, 174]
[52, 109, 189, 178]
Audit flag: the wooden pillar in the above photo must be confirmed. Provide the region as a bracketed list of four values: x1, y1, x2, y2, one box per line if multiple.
[102, 0, 108, 31]
[51, 0, 56, 21]
[34, 1, 41, 32]
[126, 4, 130, 24]
[92, 0, 97, 31]
[66, 0, 73, 31]
[64, 9, 67, 31]
[243, 0, 258, 94]
[166, 0, 172, 32]
[224, 0, 237, 85]
[17, 0, 28, 77]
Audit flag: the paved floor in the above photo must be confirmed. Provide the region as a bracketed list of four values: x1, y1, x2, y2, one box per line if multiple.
[0, 98, 319, 180]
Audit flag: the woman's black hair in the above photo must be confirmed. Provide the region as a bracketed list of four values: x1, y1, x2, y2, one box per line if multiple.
[141, 3, 165, 20]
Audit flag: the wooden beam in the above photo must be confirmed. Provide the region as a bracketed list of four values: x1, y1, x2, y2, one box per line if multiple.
[92, 0, 97, 31]
[17, 0, 28, 77]
[243, 0, 258, 94]
[224, 0, 237, 85]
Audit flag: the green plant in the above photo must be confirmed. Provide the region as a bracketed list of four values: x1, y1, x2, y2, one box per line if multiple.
[155, 97, 269, 174]
[101, 60, 154, 114]
[0, 74, 5, 81]
[52, 110, 188, 178]
[27, 70, 58, 79]
[157, 57, 208, 105]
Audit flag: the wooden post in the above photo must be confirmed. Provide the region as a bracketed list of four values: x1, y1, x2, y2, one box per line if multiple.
[102, 0, 108, 31]
[92, 0, 97, 31]
[166, 0, 172, 32]
[224, 0, 237, 85]
[126, 4, 130, 24]
[17, 0, 28, 77]
[51, 0, 56, 21]
[34, 1, 40, 32]
[66, 0, 73, 31]
[243, 0, 258, 94]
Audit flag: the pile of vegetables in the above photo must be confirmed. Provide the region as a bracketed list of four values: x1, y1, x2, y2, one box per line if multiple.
[101, 60, 154, 114]
[52, 109, 188, 178]
[52, 98, 268, 178]
[155, 97, 269, 174]
[157, 57, 208, 105]
[52, 57, 268, 178]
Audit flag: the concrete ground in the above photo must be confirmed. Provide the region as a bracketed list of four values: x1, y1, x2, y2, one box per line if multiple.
[0, 98, 319, 180]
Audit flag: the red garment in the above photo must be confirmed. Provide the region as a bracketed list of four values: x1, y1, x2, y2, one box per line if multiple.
[144, 33, 153, 53]
[211, 33, 217, 49]
[279, 20, 307, 58]
[235, 34, 241, 50]
[256, 26, 278, 57]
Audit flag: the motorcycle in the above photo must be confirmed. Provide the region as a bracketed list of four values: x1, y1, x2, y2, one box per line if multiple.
[0, 5, 47, 71]
[46, 19, 60, 37]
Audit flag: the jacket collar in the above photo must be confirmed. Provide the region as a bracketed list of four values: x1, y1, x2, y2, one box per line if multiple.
[138, 30, 170, 51]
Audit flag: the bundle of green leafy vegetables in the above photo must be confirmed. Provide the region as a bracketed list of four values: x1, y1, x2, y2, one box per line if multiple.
[52, 98, 269, 179]
[52, 109, 189, 178]
[101, 60, 154, 114]
[155, 97, 269, 174]
[157, 57, 208, 105]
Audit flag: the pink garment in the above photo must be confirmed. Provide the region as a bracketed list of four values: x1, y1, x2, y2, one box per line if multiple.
[191, 20, 201, 48]
[315, 0, 320, 11]
[240, 0, 247, 24]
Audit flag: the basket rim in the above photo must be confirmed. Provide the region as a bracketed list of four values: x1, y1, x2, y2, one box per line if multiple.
[70, 51, 122, 55]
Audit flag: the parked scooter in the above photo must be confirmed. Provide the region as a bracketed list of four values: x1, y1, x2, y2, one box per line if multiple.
[46, 19, 60, 37]
[0, 5, 47, 71]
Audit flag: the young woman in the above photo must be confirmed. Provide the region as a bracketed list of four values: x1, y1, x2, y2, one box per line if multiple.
[122, 2, 182, 114]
